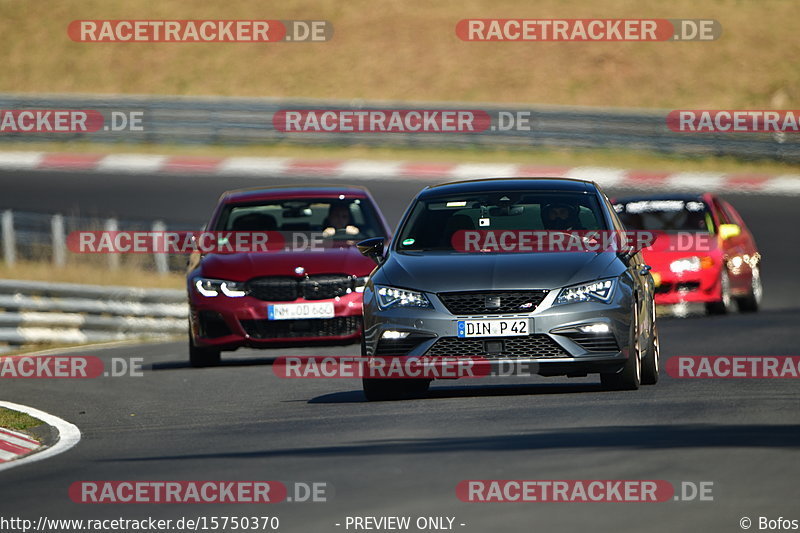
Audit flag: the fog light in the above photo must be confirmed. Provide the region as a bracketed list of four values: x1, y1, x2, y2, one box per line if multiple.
[381, 330, 410, 340]
[577, 323, 610, 334]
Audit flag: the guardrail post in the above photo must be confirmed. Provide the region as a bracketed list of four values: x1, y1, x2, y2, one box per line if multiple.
[105, 218, 119, 270]
[51, 214, 66, 267]
[152, 220, 168, 275]
[2, 210, 15, 266]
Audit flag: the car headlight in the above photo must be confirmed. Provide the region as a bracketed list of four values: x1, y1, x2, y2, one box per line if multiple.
[375, 285, 431, 309]
[555, 279, 615, 305]
[670, 256, 713, 273]
[194, 278, 247, 297]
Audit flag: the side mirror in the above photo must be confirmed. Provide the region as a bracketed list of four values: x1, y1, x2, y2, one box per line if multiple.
[718, 223, 741, 240]
[616, 246, 636, 265]
[357, 237, 385, 265]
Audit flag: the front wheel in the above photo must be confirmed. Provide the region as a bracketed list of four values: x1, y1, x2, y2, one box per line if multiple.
[641, 322, 660, 385]
[601, 313, 642, 390]
[706, 269, 732, 315]
[736, 264, 762, 313]
[189, 337, 221, 367]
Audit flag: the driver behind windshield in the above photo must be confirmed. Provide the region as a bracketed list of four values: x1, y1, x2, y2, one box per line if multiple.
[322, 201, 360, 237]
[541, 202, 583, 231]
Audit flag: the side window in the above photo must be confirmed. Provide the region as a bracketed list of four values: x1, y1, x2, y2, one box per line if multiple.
[713, 200, 731, 225]
[721, 201, 743, 226]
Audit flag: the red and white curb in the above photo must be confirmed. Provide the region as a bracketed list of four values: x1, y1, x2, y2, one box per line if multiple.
[0, 426, 40, 462]
[0, 400, 81, 472]
[1, 151, 799, 195]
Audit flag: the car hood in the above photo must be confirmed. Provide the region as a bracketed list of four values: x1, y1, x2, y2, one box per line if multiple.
[379, 251, 621, 292]
[198, 247, 376, 281]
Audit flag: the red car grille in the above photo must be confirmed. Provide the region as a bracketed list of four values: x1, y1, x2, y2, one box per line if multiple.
[247, 275, 355, 301]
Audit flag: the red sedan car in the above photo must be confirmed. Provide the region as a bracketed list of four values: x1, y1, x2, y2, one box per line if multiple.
[187, 185, 390, 366]
[613, 193, 762, 315]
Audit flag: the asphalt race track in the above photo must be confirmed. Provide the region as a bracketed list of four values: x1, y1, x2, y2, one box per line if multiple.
[0, 168, 799, 532]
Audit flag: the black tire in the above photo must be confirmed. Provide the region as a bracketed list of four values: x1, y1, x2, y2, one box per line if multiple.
[360, 333, 430, 400]
[189, 337, 221, 367]
[706, 269, 732, 315]
[601, 312, 641, 390]
[362, 377, 430, 401]
[736, 264, 762, 313]
[641, 322, 660, 385]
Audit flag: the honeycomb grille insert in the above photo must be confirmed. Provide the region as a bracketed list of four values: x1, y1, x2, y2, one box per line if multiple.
[437, 291, 548, 315]
[424, 335, 569, 359]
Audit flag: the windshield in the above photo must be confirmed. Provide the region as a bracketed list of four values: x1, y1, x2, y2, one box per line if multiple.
[216, 197, 384, 242]
[614, 199, 713, 233]
[396, 191, 608, 252]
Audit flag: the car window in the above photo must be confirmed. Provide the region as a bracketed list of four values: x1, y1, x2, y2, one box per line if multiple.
[217, 197, 385, 241]
[713, 199, 731, 226]
[613, 199, 713, 233]
[396, 191, 607, 252]
[720, 201, 743, 226]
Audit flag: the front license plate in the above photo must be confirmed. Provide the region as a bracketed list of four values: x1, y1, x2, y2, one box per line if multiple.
[457, 319, 529, 338]
[268, 302, 335, 320]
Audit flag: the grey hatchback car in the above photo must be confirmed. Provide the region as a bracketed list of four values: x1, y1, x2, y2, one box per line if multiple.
[357, 178, 659, 401]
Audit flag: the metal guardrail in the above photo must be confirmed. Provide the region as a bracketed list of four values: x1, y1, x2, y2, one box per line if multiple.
[0, 93, 797, 161]
[0, 209, 197, 273]
[0, 279, 186, 351]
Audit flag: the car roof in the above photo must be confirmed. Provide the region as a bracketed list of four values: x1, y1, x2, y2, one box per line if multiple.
[221, 185, 370, 204]
[613, 193, 714, 204]
[419, 177, 596, 198]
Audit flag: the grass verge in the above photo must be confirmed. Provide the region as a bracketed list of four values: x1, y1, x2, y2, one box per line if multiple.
[1, 0, 797, 108]
[0, 407, 44, 433]
[0, 260, 184, 289]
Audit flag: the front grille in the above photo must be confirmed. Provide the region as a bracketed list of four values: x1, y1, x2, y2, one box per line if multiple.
[301, 275, 352, 300]
[247, 275, 354, 301]
[424, 335, 568, 359]
[248, 277, 299, 301]
[654, 283, 672, 294]
[374, 333, 436, 356]
[438, 291, 549, 315]
[655, 282, 700, 295]
[240, 317, 360, 339]
[561, 333, 620, 353]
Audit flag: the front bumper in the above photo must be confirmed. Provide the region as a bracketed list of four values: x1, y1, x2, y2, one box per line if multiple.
[652, 267, 720, 305]
[189, 291, 363, 350]
[362, 286, 635, 378]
